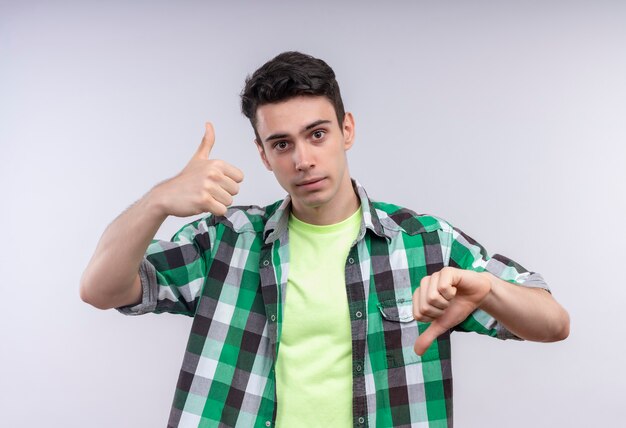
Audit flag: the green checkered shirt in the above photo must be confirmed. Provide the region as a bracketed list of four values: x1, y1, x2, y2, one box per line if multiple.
[118, 180, 548, 427]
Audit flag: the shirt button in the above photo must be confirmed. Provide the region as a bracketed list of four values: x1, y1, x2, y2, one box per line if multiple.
[263, 260, 270, 266]
[265, 421, 271, 427]
[358, 416, 365, 424]
[348, 257, 355, 264]
[270, 314, 276, 322]
[355, 311, 363, 318]
[356, 364, 362, 372]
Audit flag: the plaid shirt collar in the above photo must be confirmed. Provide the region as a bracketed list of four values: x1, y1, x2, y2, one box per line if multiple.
[263, 179, 390, 244]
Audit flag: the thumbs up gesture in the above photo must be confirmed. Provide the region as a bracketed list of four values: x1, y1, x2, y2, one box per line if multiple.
[412, 267, 492, 356]
[151, 122, 244, 217]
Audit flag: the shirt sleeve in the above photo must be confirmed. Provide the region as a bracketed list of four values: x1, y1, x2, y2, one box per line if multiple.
[116, 218, 212, 317]
[442, 225, 550, 340]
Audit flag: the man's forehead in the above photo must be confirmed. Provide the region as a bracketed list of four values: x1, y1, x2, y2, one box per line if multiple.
[255, 96, 337, 139]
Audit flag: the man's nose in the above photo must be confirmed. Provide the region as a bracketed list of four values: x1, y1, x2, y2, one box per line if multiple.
[294, 144, 314, 171]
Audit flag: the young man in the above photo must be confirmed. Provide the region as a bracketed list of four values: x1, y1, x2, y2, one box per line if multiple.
[80, 51, 569, 427]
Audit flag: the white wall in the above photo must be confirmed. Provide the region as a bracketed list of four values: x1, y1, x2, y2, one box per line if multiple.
[1, 1, 624, 426]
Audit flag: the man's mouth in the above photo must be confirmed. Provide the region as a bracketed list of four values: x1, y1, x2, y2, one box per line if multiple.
[296, 177, 326, 187]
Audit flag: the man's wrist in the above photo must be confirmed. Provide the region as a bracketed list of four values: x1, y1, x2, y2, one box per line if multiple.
[477, 271, 497, 310]
[143, 185, 170, 221]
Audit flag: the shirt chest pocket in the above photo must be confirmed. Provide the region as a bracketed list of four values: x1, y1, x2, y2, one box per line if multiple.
[377, 299, 422, 367]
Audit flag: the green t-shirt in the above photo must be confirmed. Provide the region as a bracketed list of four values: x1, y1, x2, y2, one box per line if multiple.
[275, 208, 362, 427]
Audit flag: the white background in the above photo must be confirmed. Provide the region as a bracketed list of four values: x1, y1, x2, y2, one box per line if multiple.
[1, 1, 625, 427]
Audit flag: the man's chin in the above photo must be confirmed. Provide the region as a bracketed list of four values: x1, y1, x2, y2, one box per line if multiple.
[292, 193, 330, 210]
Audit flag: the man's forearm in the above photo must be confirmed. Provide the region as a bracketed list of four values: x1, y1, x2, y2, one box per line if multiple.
[479, 273, 570, 342]
[80, 124, 243, 310]
[80, 188, 168, 309]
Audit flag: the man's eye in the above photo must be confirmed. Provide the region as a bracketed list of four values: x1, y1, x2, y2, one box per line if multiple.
[275, 141, 289, 150]
[312, 130, 325, 139]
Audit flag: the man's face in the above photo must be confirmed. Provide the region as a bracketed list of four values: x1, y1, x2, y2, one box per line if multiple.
[254, 95, 355, 217]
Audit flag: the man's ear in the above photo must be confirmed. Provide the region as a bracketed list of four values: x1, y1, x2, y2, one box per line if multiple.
[255, 139, 273, 171]
[342, 112, 356, 151]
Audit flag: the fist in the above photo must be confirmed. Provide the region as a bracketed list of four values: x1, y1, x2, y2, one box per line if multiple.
[152, 122, 244, 217]
[413, 267, 492, 356]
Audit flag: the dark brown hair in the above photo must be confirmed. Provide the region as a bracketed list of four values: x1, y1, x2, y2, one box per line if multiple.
[240, 51, 345, 136]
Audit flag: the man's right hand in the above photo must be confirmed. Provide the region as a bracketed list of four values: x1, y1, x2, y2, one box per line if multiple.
[151, 122, 245, 217]
[80, 122, 244, 310]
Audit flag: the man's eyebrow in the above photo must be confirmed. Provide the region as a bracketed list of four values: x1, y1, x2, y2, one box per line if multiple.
[303, 119, 332, 131]
[264, 119, 333, 143]
[264, 132, 289, 143]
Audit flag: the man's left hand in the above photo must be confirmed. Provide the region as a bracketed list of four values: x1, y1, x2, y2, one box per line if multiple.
[413, 267, 492, 356]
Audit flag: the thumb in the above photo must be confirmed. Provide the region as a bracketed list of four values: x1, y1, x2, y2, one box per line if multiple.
[193, 122, 215, 160]
[413, 320, 449, 356]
